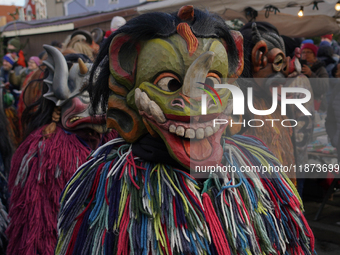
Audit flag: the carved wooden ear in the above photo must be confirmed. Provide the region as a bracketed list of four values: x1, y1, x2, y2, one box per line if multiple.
[109, 34, 140, 90]
[227, 31, 244, 78]
[251, 40, 268, 73]
[108, 34, 147, 143]
[107, 75, 147, 143]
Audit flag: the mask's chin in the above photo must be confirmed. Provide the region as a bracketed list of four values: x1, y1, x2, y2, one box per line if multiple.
[142, 113, 229, 170]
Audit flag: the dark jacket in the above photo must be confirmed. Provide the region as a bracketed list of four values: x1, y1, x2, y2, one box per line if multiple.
[325, 82, 340, 160]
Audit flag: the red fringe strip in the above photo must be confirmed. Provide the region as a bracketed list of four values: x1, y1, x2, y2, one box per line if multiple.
[202, 193, 231, 255]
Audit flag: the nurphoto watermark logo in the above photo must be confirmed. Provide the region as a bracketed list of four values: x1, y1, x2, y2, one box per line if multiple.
[199, 83, 312, 128]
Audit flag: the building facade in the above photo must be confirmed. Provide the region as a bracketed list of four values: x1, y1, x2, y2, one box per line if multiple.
[64, 0, 145, 16]
[23, 0, 64, 20]
[0, 5, 19, 26]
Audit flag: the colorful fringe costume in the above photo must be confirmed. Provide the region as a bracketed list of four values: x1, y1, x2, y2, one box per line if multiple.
[7, 125, 117, 255]
[56, 135, 315, 255]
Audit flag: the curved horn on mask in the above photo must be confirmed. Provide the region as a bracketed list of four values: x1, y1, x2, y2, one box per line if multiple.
[78, 58, 88, 74]
[251, 23, 262, 44]
[182, 51, 215, 98]
[42, 45, 70, 105]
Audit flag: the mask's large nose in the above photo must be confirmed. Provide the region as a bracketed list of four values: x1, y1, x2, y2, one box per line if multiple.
[182, 51, 215, 98]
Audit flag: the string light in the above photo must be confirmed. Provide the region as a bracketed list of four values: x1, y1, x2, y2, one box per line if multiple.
[264, 5, 280, 18]
[336, 1, 340, 11]
[298, 6, 304, 17]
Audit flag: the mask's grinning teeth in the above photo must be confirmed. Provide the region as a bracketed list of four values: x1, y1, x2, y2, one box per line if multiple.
[135, 88, 142, 109]
[185, 129, 195, 139]
[213, 124, 220, 133]
[169, 123, 221, 139]
[135, 88, 226, 140]
[169, 125, 176, 133]
[140, 91, 151, 115]
[70, 117, 81, 123]
[196, 128, 204, 139]
[176, 126, 185, 137]
[205, 126, 213, 137]
[135, 88, 167, 124]
[149, 101, 166, 123]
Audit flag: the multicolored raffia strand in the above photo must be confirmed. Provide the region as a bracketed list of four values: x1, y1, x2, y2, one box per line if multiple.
[6, 125, 117, 255]
[56, 139, 211, 255]
[56, 135, 316, 255]
[202, 193, 231, 255]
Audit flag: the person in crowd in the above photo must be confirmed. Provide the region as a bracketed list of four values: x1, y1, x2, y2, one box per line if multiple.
[300, 42, 329, 111]
[321, 34, 340, 56]
[0, 53, 22, 106]
[62, 30, 98, 60]
[9, 56, 40, 90]
[1, 54, 13, 85]
[6, 46, 117, 255]
[282, 36, 315, 197]
[51, 40, 62, 49]
[320, 40, 340, 65]
[55, 8, 315, 255]
[64, 35, 94, 59]
[13, 56, 42, 141]
[7, 38, 26, 68]
[317, 44, 337, 77]
[317, 43, 338, 111]
[91, 28, 105, 45]
[0, 54, 20, 148]
[239, 22, 298, 184]
[0, 54, 21, 86]
[326, 63, 340, 161]
[324, 63, 340, 203]
[104, 16, 126, 39]
[301, 38, 314, 48]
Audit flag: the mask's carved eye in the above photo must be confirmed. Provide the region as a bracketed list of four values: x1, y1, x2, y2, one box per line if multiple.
[272, 54, 284, 72]
[204, 73, 221, 89]
[154, 73, 182, 92]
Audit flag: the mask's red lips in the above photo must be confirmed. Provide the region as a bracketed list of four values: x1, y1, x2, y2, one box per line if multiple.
[66, 115, 106, 129]
[143, 112, 229, 169]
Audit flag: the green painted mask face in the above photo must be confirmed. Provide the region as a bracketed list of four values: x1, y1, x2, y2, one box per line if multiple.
[107, 27, 243, 169]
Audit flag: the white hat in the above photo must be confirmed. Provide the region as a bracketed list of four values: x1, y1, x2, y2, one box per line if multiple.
[111, 16, 126, 31]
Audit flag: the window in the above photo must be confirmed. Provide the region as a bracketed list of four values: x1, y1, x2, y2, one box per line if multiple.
[109, 0, 118, 4]
[26, 5, 32, 21]
[86, 0, 95, 6]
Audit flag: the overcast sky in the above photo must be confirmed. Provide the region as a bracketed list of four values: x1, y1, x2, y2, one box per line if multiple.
[0, 0, 25, 6]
